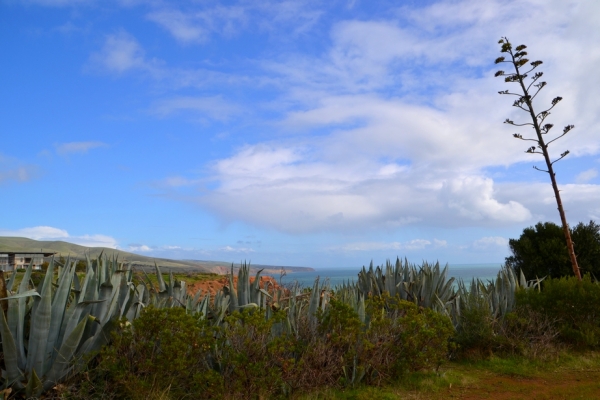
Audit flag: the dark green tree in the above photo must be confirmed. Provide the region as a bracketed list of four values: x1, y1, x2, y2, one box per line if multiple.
[506, 221, 600, 279]
[495, 37, 581, 280]
[571, 221, 600, 276]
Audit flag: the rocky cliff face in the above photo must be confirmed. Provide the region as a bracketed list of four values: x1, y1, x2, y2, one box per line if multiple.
[186, 274, 281, 297]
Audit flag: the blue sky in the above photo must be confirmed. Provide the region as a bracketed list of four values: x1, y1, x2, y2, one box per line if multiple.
[1, 0, 599, 269]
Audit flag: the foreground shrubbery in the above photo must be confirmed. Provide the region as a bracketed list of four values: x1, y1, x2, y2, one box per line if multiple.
[517, 274, 600, 349]
[3, 257, 600, 399]
[71, 295, 454, 399]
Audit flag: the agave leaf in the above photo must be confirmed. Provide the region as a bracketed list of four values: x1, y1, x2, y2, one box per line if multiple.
[119, 284, 135, 318]
[25, 368, 43, 399]
[0, 309, 24, 389]
[238, 262, 250, 306]
[26, 260, 54, 376]
[196, 293, 210, 319]
[250, 268, 264, 305]
[78, 316, 115, 355]
[155, 263, 167, 294]
[12, 262, 35, 370]
[91, 281, 113, 323]
[0, 289, 40, 301]
[238, 303, 259, 309]
[44, 315, 93, 389]
[356, 294, 365, 324]
[45, 262, 76, 370]
[228, 264, 238, 312]
[167, 270, 174, 297]
[80, 263, 97, 303]
[6, 269, 16, 292]
[308, 277, 321, 326]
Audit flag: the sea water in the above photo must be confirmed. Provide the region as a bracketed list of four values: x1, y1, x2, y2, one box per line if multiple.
[279, 263, 504, 288]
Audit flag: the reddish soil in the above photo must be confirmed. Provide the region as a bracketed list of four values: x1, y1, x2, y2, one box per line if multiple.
[186, 275, 281, 298]
[435, 368, 600, 400]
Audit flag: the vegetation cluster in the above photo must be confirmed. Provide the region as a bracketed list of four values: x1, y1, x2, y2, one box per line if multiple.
[1, 254, 600, 399]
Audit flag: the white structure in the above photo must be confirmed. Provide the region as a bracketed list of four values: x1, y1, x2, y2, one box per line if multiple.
[0, 252, 55, 271]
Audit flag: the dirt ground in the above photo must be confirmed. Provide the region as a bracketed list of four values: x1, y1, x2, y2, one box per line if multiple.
[440, 369, 600, 400]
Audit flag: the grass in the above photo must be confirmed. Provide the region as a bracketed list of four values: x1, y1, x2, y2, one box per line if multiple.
[294, 352, 600, 400]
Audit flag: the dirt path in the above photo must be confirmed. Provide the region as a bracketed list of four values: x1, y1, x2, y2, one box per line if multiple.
[442, 369, 600, 399]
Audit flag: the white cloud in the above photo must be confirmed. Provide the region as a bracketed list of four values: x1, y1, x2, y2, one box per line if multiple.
[442, 176, 531, 222]
[147, 9, 213, 43]
[0, 166, 38, 183]
[89, 31, 159, 74]
[55, 141, 108, 155]
[21, 0, 92, 6]
[333, 239, 434, 252]
[0, 226, 118, 248]
[433, 239, 447, 248]
[175, 0, 599, 235]
[0, 154, 39, 184]
[575, 168, 598, 183]
[404, 239, 432, 250]
[128, 244, 152, 252]
[70, 234, 119, 248]
[152, 96, 241, 121]
[193, 142, 533, 233]
[0, 226, 69, 240]
[495, 182, 600, 225]
[219, 246, 255, 253]
[472, 236, 508, 250]
[146, 2, 322, 44]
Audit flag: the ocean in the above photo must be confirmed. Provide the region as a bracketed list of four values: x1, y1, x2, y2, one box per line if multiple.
[279, 263, 504, 288]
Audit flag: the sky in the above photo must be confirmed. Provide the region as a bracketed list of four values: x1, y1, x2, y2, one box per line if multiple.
[1, 0, 599, 269]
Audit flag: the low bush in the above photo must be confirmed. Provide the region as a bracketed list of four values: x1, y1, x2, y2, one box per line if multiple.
[365, 294, 454, 383]
[516, 274, 600, 349]
[453, 293, 497, 359]
[74, 307, 223, 399]
[497, 306, 561, 360]
[68, 294, 456, 399]
[453, 293, 561, 361]
[218, 308, 292, 398]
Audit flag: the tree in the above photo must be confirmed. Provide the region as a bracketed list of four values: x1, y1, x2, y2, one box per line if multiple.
[495, 37, 581, 280]
[506, 221, 600, 279]
[571, 220, 600, 276]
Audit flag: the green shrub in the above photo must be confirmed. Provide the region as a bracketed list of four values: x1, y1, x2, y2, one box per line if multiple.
[218, 308, 291, 399]
[453, 292, 498, 359]
[317, 298, 366, 387]
[497, 306, 561, 360]
[365, 294, 455, 382]
[516, 275, 600, 349]
[78, 306, 222, 399]
[67, 294, 458, 398]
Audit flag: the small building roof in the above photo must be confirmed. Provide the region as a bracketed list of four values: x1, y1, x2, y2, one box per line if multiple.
[0, 250, 56, 257]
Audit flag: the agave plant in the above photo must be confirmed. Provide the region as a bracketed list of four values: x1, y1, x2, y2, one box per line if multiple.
[451, 266, 543, 327]
[0, 255, 142, 397]
[355, 258, 457, 314]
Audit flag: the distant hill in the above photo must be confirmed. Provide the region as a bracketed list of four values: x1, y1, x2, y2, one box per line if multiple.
[0, 237, 315, 274]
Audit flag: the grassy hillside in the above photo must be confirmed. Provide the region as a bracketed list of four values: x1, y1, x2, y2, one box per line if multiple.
[0, 237, 314, 274]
